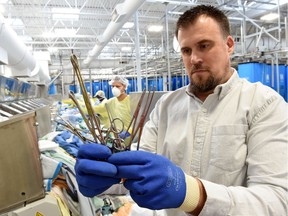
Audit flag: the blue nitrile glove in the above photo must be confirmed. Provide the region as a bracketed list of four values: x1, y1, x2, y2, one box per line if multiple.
[75, 144, 121, 197]
[118, 130, 130, 139]
[108, 151, 186, 210]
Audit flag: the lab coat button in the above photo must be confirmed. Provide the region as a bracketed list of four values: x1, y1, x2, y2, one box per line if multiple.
[192, 171, 198, 177]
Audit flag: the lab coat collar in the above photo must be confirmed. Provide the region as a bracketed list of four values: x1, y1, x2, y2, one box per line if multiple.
[213, 68, 239, 100]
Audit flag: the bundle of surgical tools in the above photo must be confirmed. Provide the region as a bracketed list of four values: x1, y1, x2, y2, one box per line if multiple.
[55, 54, 155, 153]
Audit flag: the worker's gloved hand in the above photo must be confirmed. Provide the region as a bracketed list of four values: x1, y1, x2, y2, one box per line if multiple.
[75, 144, 121, 197]
[118, 130, 131, 139]
[108, 151, 186, 210]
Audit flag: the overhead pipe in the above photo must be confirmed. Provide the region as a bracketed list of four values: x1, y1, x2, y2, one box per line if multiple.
[82, 0, 145, 67]
[0, 14, 36, 73]
[0, 14, 50, 83]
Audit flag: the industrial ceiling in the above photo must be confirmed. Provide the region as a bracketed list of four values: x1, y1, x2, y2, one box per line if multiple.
[0, 0, 287, 84]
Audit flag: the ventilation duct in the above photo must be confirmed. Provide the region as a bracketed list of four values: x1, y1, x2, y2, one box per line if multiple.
[82, 0, 145, 67]
[0, 14, 50, 84]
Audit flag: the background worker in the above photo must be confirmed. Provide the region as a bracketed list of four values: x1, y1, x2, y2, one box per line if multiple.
[93, 76, 131, 137]
[93, 90, 107, 105]
[95, 90, 107, 103]
[75, 5, 288, 216]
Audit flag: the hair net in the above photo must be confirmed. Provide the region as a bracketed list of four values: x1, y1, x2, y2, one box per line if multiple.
[108, 76, 129, 89]
[95, 90, 105, 98]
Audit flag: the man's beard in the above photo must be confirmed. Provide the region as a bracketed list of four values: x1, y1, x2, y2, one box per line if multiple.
[189, 73, 221, 94]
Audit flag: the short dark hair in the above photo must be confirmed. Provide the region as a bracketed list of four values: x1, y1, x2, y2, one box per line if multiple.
[175, 5, 231, 39]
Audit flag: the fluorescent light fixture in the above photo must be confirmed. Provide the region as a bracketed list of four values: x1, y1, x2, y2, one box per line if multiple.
[55, 28, 76, 35]
[42, 32, 55, 38]
[33, 51, 51, 61]
[168, 11, 183, 15]
[0, 0, 8, 3]
[48, 47, 58, 53]
[123, 22, 134, 29]
[19, 35, 33, 42]
[42, 28, 76, 38]
[121, 47, 132, 52]
[260, 13, 279, 21]
[148, 25, 163, 32]
[6, 18, 24, 27]
[52, 7, 80, 20]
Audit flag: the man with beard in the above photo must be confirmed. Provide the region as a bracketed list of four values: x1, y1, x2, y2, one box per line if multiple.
[75, 5, 287, 216]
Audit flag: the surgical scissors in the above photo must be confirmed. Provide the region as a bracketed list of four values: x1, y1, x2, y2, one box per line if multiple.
[104, 103, 126, 153]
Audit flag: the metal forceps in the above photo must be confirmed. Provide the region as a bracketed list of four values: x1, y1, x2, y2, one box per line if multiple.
[69, 54, 126, 153]
[125, 87, 155, 151]
[69, 54, 105, 144]
[54, 115, 93, 143]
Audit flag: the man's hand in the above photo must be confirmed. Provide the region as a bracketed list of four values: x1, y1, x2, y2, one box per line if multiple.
[75, 144, 121, 197]
[108, 150, 186, 210]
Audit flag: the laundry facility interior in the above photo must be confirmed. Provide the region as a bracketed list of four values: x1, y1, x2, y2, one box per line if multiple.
[0, 0, 287, 215]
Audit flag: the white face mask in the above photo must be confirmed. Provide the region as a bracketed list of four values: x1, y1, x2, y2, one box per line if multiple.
[112, 87, 121, 97]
